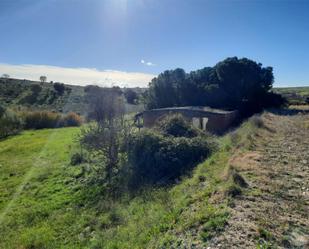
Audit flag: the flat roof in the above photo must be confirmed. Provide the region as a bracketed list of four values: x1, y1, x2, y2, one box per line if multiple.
[146, 106, 236, 114]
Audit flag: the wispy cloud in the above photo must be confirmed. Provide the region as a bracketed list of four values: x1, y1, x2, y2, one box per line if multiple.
[0, 63, 156, 87]
[141, 59, 155, 66]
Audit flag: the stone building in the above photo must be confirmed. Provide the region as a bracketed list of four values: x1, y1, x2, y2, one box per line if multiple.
[135, 106, 239, 134]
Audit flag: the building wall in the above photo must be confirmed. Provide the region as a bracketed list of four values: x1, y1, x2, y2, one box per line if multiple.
[141, 109, 239, 133]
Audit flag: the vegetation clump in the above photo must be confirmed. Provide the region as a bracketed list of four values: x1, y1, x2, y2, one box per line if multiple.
[124, 88, 139, 104]
[79, 89, 215, 191]
[53, 82, 65, 95]
[156, 113, 201, 138]
[60, 112, 83, 127]
[80, 86, 129, 189]
[22, 110, 82, 129]
[0, 106, 24, 138]
[127, 129, 213, 187]
[146, 57, 286, 116]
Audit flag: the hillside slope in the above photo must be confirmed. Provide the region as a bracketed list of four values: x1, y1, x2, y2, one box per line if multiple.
[0, 78, 145, 114]
[0, 78, 86, 113]
[0, 117, 253, 248]
[0, 111, 308, 248]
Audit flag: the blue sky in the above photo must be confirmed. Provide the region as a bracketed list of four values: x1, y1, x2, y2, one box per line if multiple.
[0, 0, 308, 87]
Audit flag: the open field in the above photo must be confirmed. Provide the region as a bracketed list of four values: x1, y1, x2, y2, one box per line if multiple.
[1, 110, 309, 248]
[274, 87, 309, 105]
[274, 86, 309, 96]
[0, 113, 267, 248]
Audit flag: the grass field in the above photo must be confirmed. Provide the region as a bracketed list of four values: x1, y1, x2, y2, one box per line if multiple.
[274, 86, 309, 96]
[0, 120, 258, 249]
[274, 86, 309, 105]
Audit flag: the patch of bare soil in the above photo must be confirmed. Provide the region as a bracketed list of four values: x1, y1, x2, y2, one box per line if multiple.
[209, 112, 309, 248]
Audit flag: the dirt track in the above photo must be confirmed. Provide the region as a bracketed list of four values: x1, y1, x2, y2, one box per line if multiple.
[211, 111, 309, 248]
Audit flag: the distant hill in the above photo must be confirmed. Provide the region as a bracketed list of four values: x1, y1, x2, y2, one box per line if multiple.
[0, 77, 145, 114]
[273, 86, 309, 105]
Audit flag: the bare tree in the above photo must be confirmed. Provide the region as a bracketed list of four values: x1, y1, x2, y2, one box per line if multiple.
[39, 75, 47, 83]
[81, 86, 129, 188]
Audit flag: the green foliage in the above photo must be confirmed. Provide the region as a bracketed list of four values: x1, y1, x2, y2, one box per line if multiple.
[127, 129, 213, 187]
[53, 82, 65, 95]
[156, 113, 200, 138]
[0, 110, 264, 248]
[225, 183, 242, 197]
[19, 84, 43, 105]
[70, 151, 86, 165]
[124, 88, 139, 104]
[19, 224, 56, 249]
[0, 117, 261, 249]
[274, 86, 309, 105]
[0, 78, 87, 114]
[0, 106, 24, 138]
[146, 57, 285, 115]
[81, 87, 129, 189]
[200, 211, 229, 241]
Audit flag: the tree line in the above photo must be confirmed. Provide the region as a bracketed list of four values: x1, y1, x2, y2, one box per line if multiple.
[145, 57, 285, 115]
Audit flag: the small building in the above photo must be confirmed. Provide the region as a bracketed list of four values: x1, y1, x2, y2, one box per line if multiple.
[135, 106, 239, 134]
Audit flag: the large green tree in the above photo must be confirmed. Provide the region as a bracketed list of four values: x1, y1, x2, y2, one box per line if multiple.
[145, 57, 283, 114]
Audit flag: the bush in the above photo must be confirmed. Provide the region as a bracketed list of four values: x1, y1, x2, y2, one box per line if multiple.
[156, 114, 200, 138]
[60, 112, 83, 127]
[53, 82, 65, 95]
[22, 111, 82, 129]
[124, 89, 138, 104]
[23, 111, 61, 129]
[0, 107, 24, 138]
[70, 151, 85, 165]
[127, 130, 213, 187]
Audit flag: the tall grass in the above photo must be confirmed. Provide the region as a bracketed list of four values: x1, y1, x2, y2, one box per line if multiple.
[22, 111, 83, 129]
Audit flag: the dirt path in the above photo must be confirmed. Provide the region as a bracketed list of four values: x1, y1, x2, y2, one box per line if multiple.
[211, 112, 309, 248]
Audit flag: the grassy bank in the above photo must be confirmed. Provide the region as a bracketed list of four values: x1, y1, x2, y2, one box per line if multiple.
[0, 117, 259, 249]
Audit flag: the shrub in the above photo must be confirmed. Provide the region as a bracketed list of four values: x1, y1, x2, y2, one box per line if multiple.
[22, 111, 82, 129]
[23, 111, 61, 129]
[60, 112, 83, 127]
[127, 130, 213, 188]
[70, 151, 85, 165]
[156, 114, 200, 138]
[124, 89, 138, 104]
[0, 107, 24, 138]
[53, 82, 65, 95]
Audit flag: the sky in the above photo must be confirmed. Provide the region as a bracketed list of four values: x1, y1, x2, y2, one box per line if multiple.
[0, 0, 308, 87]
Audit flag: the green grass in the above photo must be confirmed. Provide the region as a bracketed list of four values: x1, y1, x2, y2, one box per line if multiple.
[0, 117, 258, 249]
[0, 78, 145, 115]
[273, 86, 309, 105]
[274, 86, 309, 96]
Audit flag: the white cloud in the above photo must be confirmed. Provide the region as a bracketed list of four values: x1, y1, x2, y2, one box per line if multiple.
[141, 59, 155, 66]
[0, 63, 156, 87]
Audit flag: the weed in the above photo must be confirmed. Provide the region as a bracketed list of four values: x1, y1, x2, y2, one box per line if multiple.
[226, 184, 242, 197]
[200, 211, 229, 241]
